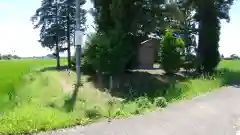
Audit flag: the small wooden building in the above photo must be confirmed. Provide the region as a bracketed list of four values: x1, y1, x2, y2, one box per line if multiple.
[137, 38, 159, 69]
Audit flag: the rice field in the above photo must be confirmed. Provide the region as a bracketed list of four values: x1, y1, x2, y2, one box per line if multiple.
[0, 59, 66, 111]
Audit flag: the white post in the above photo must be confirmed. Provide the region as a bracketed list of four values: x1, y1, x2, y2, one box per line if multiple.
[75, 0, 83, 85]
[109, 76, 113, 90]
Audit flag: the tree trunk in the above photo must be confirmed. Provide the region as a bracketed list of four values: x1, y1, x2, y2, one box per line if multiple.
[55, 1, 60, 69]
[196, 16, 203, 74]
[114, 75, 120, 89]
[67, 6, 71, 68]
[56, 36, 60, 69]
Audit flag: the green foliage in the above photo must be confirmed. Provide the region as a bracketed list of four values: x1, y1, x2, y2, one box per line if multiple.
[0, 54, 21, 60]
[0, 59, 63, 112]
[83, 30, 133, 75]
[81, 56, 96, 75]
[31, 0, 86, 49]
[154, 97, 167, 107]
[71, 53, 95, 75]
[31, 0, 86, 68]
[91, 0, 172, 38]
[229, 54, 240, 60]
[182, 54, 197, 72]
[136, 96, 152, 109]
[183, 0, 235, 74]
[160, 29, 184, 74]
[196, 1, 221, 74]
[85, 107, 102, 119]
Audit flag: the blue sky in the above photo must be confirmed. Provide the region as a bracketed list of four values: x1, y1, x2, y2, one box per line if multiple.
[0, 0, 239, 57]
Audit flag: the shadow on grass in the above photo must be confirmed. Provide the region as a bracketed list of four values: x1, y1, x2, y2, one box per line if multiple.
[63, 83, 81, 112]
[85, 68, 240, 103]
[0, 83, 18, 112]
[41, 66, 240, 112]
[217, 68, 240, 88]
[87, 70, 190, 102]
[35, 65, 80, 112]
[38, 65, 70, 72]
[47, 82, 82, 112]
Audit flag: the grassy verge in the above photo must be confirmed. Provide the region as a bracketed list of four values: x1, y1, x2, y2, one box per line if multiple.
[0, 59, 67, 112]
[0, 60, 240, 134]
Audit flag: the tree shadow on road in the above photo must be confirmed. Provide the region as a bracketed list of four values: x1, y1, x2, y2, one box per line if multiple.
[217, 68, 240, 88]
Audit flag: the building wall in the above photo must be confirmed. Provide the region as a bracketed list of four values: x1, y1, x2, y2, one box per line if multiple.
[138, 39, 159, 69]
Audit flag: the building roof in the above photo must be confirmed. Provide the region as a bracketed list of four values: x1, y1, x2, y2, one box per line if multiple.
[139, 38, 159, 47]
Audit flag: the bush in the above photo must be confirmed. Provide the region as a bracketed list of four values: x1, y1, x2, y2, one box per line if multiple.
[71, 53, 95, 75]
[160, 29, 184, 74]
[82, 30, 133, 76]
[85, 107, 102, 119]
[136, 96, 152, 109]
[154, 97, 167, 108]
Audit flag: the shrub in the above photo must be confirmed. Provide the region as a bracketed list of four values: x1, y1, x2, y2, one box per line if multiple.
[160, 29, 184, 74]
[154, 97, 167, 108]
[71, 48, 95, 75]
[85, 106, 102, 119]
[81, 56, 96, 75]
[82, 30, 133, 76]
[136, 96, 152, 109]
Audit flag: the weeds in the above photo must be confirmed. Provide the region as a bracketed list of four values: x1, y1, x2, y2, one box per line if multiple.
[154, 97, 167, 107]
[85, 106, 102, 119]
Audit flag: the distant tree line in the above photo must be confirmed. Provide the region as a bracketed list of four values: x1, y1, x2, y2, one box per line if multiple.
[0, 54, 21, 60]
[223, 54, 240, 60]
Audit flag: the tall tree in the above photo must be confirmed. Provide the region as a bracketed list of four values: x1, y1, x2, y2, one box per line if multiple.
[59, 0, 86, 68]
[182, 0, 234, 73]
[91, 0, 169, 39]
[31, 0, 86, 69]
[89, 0, 235, 74]
[90, 0, 174, 69]
[31, 0, 62, 68]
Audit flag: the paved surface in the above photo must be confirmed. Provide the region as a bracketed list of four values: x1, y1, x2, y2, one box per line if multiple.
[38, 86, 240, 135]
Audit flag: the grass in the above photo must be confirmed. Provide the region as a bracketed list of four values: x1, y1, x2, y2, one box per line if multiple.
[0, 59, 67, 112]
[0, 59, 240, 134]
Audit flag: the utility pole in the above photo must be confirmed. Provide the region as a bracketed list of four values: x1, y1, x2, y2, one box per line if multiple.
[75, 0, 83, 86]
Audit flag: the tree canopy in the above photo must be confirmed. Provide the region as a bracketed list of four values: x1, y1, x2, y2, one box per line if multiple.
[31, 0, 86, 68]
[32, 0, 236, 75]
